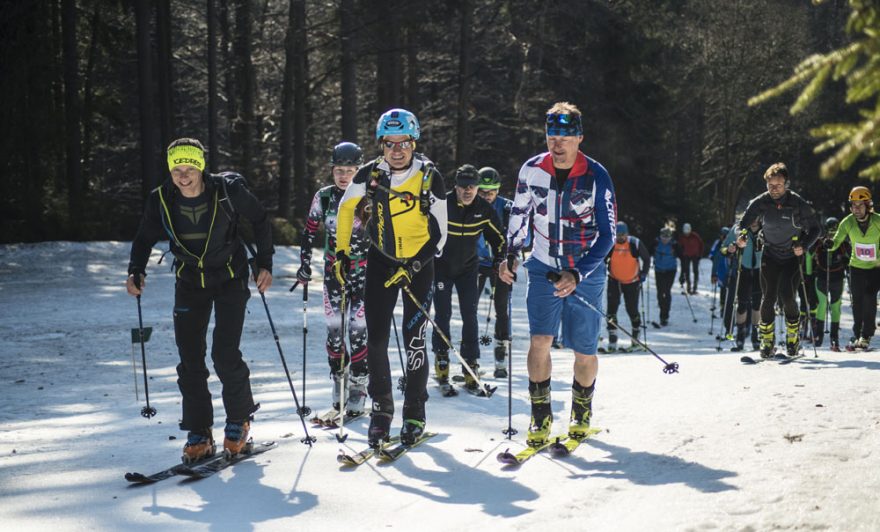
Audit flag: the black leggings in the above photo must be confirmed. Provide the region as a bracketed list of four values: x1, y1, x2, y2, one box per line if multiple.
[759, 255, 802, 323]
[849, 267, 880, 339]
[655, 270, 675, 321]
[478, 266, 511, 342]
[607, 278, 641, 332]
[363, 248, 433, 408]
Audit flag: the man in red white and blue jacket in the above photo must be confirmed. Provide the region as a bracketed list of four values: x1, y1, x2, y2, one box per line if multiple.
[499, 102, 617, 445]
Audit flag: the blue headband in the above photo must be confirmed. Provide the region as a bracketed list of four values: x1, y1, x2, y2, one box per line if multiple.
[546, 113, 583, 137]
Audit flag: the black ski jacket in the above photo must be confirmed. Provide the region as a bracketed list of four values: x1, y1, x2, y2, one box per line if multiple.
[128, 173, 274, 288]
[736, 190, 821, 261]
[437, 191, 505, 278]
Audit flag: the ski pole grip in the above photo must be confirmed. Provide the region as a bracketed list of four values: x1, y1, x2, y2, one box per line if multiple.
[546, 271, 561, 283]
[506, 254, 518, 281]
[132, 273, 143, 290]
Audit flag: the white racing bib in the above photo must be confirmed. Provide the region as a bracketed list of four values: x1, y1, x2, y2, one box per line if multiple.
[854, 242, 878, 262]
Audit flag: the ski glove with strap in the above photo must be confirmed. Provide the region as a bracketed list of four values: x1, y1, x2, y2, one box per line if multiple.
[296, 264, 311, 283]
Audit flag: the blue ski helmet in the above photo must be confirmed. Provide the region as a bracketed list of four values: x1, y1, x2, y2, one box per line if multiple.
[376, 108, 420, 140]
[331, 142, 363, 166]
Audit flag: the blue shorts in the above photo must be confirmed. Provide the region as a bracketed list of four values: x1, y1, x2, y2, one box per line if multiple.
[524, 258, 606, 355]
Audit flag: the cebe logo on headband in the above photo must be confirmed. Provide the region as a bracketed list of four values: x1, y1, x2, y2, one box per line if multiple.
[167, 145, 206, 172]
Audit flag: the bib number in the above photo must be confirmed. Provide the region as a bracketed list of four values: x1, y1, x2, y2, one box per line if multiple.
[854, 242, 877, 262]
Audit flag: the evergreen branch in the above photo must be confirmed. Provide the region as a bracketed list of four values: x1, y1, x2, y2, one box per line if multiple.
[791, 64, 832, 114]
[819, 111, 880, 178]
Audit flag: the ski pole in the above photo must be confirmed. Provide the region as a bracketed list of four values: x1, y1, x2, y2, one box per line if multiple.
[336, 280, 349, 444]
[725, 248, 744, 341]
[708, 282, 717, 335]
[546, 271, 679, 374]
[400, 283, 497, 397]
[392, 313, 407, 392]
[502, 284, 517, 439]
[824, 248, 831, 334]
[640, 281, 648, 348]
[682, 288, 698, 323]
[299, 282, 311, 417]
[241, 240, 316, 445]
[793, 237, 818, 358]
[480, 281, 496, 346]
[133, 276, 157, 419]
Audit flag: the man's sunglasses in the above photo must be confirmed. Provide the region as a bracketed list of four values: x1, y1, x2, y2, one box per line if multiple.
[382, 140, 414, 150]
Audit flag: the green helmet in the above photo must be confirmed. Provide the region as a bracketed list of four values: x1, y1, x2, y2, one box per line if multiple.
[477, 167, 501, 190]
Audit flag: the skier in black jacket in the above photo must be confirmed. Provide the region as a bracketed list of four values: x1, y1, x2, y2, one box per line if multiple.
[433, 165, 505, 393]
[127, 138, 274, 462]
[734, 162, 820, 358]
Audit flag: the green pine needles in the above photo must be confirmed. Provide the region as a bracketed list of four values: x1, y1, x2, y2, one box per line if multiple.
[749, 1, 880, 180]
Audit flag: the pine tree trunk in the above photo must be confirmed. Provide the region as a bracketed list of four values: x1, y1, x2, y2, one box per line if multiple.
[207, 0, 218, 173]
[233, 0, 255, 179]
[134, 0, 158, 199]
[455, 0, 473, 166]
[220, 0, 235, 169]
[156, 0, 174, 151]
[292, 0, 309, 220]
[278, 0, 296, 220]
[340, 0, 358, 142]
[62, 0, 83, 231]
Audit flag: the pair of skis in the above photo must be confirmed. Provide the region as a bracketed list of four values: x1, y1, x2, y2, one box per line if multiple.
[497, 427, 601, 466]
[739, 353, 804, 365]
[125, 440, 276, 484]
[311, 409, 364, 428]
[338, 432, 437, 466]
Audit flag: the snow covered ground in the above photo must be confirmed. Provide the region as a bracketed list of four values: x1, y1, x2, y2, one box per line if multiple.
[1, 241, 878, 531]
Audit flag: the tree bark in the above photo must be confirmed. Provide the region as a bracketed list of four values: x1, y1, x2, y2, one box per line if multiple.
[135, 0, 158, 199]
[339, 0, 358, 142]
[207, 0, 218, 173]
[455, 0, 473, 166]
[62, 0, 83, 229]
[374, 0, 401, 113]
[278, 0, 296, 219]
[156, 0, 174, 151]
[292, 0, 309, 220]
[220, 0, 235, 168]
[233, 0, 255, 178]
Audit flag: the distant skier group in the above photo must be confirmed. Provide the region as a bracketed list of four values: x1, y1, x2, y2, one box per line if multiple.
[125, 102, 880, 465]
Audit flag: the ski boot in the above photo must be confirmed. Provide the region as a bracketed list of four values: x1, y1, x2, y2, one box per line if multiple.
[751, 325, 760, 351]
[182, 429, 215, 464]
[605, 332, 618, 353]
[368, 393, 394, 448]
[569, 380, 594, 439]
[345, 373, 368, 417]
[731, 323, 747, 352]
[758, 322, 776, 359]
[526, 380, 552, 446]
[854, 337, 871, 350]
[223, 419, 251, 457]
[493, 340, 509, 378]
[829, 323, 841, 352]
[400, 401, 426, 445]
[463, 360, 480, 392]
[434, 351, 450, 384]
[813, 320, 825, 347]
[331, 370, 344, 412]
[785, 319, 800, 358]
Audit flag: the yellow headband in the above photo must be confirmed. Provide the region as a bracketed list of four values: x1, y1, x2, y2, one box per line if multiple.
[167, 145, 206, 172]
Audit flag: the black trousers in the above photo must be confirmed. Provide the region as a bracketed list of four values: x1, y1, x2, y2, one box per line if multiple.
[174, 276, 255, 431]
[679, 256, 700, 289]
[364, 248, 433, 410]
[607, 278, 641, 332]
[655, 269, 676, 322]
[434, 267, 481, 360]
[477, 266, 511, 342]
[759, 255, 801, 323]
[849, 267, 880, 339]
